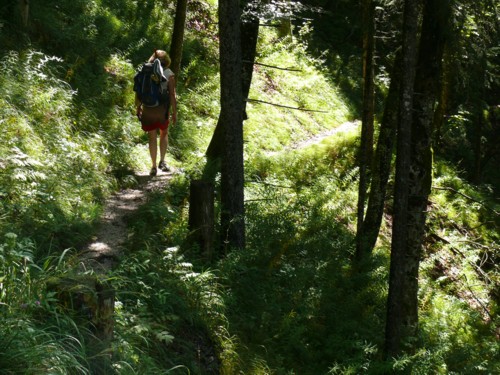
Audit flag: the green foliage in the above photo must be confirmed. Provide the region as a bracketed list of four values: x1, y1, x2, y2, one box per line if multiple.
[411, 161, 500, 374]
[0, 1, 499, 374]
[244, 28, 353, 156]
[0, 317, 88, 375]
[0, 234, 90, 373]
[0, 3, 161, 367]
[112, 242, 226, 373]
[216, 125, 390, 373]
[0, 50, 115, 254]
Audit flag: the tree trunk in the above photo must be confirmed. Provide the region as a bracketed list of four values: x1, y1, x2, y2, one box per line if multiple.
[357, 50, 402, 259]
[385, 0, 451, 358]
[473, 108, 483, 184]
[219, 0, 245, 251]
[384, 0, 420, 358]
[355, 0, 376, 259]
[471, 56, 488, 184]
[405, 0, 450, 341]
[206, 9, 259, 161]
[433, 45, 451, 147]
[169, 0, 188, 77]
[188, 180, 215, 260]
[241, 15, 259, 120]
[20, 0, 29, 28]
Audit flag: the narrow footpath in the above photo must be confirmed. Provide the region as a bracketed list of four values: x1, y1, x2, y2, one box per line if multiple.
[82, 120, 360, 272]
[80, 170, 172, 272]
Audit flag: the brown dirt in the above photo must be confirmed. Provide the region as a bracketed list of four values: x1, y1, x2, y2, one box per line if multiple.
[265, 121, 360, 157]
[78, 121, 361, 272]
[79, 169, 173, 272]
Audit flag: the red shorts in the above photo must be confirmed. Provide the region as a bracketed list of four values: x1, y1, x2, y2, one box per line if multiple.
[142, 120, 169, 132]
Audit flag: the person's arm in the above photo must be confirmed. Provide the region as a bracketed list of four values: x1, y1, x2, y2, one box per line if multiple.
[135, 94, 142, 119]
[168, 75, 177, 125]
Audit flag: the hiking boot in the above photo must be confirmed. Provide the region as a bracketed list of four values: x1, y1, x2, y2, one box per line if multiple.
[149, 167, 157, 176]
[158, 161, 170, 172]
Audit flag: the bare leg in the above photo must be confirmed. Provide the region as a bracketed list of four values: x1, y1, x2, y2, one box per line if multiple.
[148, 130, 158, 168]
[159, 127, 168, 163]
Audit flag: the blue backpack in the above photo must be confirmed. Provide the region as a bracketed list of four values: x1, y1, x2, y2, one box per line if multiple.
[133, 58, 169, 107]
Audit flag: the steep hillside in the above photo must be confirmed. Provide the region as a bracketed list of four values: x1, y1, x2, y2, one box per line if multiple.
[0, 1, 498, 374]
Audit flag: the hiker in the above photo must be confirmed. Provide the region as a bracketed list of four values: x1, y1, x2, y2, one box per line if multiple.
[135, 49, 177, 176]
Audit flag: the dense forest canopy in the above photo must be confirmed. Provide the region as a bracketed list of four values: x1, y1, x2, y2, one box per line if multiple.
[0, 0, 499, 374]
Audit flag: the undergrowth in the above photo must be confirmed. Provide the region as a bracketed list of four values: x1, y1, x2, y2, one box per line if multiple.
[1, 1, 499, 374]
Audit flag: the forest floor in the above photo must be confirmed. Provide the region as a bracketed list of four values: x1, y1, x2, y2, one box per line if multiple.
[291, 120, 359, 149]
[265, 120, 359, 157]
[79, 168, 173, 272]
[81, 120, 360, 273]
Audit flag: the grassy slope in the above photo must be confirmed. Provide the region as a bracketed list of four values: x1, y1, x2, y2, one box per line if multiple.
[122, 23, 499, 374]
[0, 2, 498, 374]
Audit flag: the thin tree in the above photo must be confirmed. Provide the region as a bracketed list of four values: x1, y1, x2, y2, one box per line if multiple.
[219, 0, 245, 250]
[206, 2, 259, 164]
[169, 0, 188, 77]
[384, 0, 420, 358]
[194, 1, 258, 256]
[355, 0, 376, 260]
[358, 49, 402, 259]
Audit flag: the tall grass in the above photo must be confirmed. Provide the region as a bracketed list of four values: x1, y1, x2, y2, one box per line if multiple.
[0, 233, 89, 373]
[108, 22, 499, 374]
[0, 44, 145, 375]
[1, 2, 499, 374]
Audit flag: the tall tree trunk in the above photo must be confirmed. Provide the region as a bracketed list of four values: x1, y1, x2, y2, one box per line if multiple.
[405, 0, 450, 341]
[385, 0, 451, 358]
[357, 50, 402, 259]
[206, 7, 259, 162]
[199, 1, 258, 252]
[473, 108, 483, 184]
[355, 0, 376, 259]
[20, 0, 29, 28]
[472, 55, 487, 184]
[434, 45, 451, 147]
[241, 15, 259, 120]
[169, 0, 188, 77]
[219, 0, 245, 251]
[384, 0, 420, 358]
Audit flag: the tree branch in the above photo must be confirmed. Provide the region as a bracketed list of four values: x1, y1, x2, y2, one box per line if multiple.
[246, 180, 294, 189]
[461, 274, 495, 323]
[243, 60, 302, 72]
[432, 186, 499, 215]
[246, 98, 328, 113]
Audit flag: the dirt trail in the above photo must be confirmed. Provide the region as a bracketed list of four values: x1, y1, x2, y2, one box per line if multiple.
[80, 121, 360, 271]
[80, 170, 172, 272]
[266, 121, 359, 156]
[291, 121, 359, 149]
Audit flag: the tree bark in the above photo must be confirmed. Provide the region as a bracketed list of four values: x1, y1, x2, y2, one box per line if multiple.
[357, 50, 402, 259]
[206, 8, 259, 161]
[355, 0, 376, 260]
[219, 0, 245, 251]
[20, 0, 29, 28]
[405, 0, 450, 340]
[473, 108, 483, 184]
[188, 180, 215, 260]
[385, 0, 451, 358]
[384, 0, 420, 358]
[433, 45, 451, 147]
[169, 0, 188, 78]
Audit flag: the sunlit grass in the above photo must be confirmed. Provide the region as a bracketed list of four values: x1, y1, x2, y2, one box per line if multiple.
[1, 2, 499, 374]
